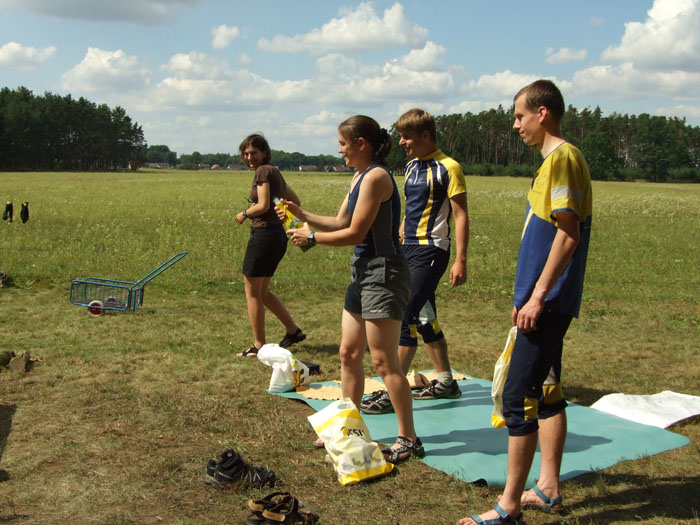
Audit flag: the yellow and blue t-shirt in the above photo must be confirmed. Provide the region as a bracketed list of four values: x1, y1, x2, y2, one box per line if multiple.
[514, 142, 592, 318]
[403, 150, 466, 251]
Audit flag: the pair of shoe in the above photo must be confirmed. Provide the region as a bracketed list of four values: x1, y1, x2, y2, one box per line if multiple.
[381, 436, 425, 464]
[359, 379, 461, 414]
[246, 491, 319, 524]
[203, 448, 277, 490]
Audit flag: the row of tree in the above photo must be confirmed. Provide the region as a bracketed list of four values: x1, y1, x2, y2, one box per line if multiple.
[146, 145, 345, 171]
[2, 86, 699, 181]
[0, 87, 146, 171]
[384, 106, 700, 182]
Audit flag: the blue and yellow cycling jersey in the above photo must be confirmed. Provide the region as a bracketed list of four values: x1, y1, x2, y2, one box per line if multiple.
[514, 142, 592, 318]
[402, 150, 466, 251]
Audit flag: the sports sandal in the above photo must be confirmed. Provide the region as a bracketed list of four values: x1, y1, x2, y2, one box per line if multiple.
[262, 493, 319, 524]
[237, 345, 260, 358]
[204, 449, 277, 490]
[279, 329, 306, 348]
[246, 492, 291, 525]
[381, 436, 425, 464]
[412, 379, 462, 400]
[360, 389, 393, 414]
[466, 503, 525, 524]
[522, 482, 563, 513]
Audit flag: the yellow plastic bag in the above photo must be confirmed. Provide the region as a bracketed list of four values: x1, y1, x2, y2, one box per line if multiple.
[491, 327, 518, 428]
[307, 398, 394, 486]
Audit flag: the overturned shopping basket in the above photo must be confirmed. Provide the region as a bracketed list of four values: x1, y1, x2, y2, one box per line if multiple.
[69, 252, 188, 316]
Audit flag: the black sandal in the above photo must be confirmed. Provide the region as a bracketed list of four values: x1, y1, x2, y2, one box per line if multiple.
[262, 493, 319, 524]
[382, 436, 425, 464]
[237, 345, 259, 358]
[279, 329, 306, 348]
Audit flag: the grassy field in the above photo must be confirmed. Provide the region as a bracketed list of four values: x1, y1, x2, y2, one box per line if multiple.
[0, 170, 699, 524]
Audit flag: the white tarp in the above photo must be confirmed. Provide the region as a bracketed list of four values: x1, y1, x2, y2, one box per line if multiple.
[590, 390, 700, 428]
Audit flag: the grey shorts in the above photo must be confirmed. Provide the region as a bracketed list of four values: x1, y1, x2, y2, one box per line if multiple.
[344, 254, 411, 321]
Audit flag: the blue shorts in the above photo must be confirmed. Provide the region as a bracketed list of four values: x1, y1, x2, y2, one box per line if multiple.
[399, 245, 449, 346]
[344, 254, 411, 321]
[502, 308, 572, 436]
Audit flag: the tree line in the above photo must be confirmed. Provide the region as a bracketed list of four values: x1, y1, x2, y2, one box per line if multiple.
[2, 85, 699, 182]
[384, 105, 700, 182]
[0, 87, 145, 171]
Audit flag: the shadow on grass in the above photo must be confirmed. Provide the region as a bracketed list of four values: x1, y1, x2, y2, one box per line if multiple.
[566, 384, 617, 406]
[560, 472, 700, 524]
[0, 403, 17, 483]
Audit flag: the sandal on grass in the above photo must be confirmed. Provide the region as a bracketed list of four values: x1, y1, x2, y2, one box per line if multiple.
[237, 345, 260, 358]
[246, 492, 291, 525]
[381, 436, 425, 464]
[522, 482, 563, 513]
[279, 328, 306, 348]
[262, 493, 319, 524]
[466, 503, 525, 524]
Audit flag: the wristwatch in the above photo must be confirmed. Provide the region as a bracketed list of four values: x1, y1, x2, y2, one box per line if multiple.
[242, 210, 248, 219]
[307, 231, 316, 246]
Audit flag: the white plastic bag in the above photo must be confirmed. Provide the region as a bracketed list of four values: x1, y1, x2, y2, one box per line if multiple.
[308, 398, 393, 486]
[257, 344, 310, 393]
[491, 327, 517, 428]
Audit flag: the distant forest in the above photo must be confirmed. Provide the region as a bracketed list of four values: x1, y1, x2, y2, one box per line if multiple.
[2, 86, 699, 182]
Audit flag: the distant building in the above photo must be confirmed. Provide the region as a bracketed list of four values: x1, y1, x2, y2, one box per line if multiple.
[298, 165, 318, 172]
[147, 162, 170, 169]
[210, 164, 220, 170]
[333, 165, 353, 172]
[227, 163, 247, 171]
[198, 163, 210, 170]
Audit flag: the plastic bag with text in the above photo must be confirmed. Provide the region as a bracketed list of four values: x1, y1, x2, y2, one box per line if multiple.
[257, 344, 310, 393]
[307, 398, 394, 486]
[491, 326, 517, 428]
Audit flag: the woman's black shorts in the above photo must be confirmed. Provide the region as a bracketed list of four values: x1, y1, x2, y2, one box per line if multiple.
[242, 225, 288, 277]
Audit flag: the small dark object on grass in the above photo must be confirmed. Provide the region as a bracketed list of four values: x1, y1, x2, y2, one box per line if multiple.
[2, 201, 12, 222]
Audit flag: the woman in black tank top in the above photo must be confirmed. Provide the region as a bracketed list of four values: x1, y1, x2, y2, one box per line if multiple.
[278, 117, 424, 464]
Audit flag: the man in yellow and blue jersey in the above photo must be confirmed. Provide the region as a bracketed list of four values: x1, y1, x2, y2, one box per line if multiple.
[462, 80, 591, 525]
[361, 108, 469, 415]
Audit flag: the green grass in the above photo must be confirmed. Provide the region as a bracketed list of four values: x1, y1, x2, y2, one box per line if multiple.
[1, 170, 699, 524]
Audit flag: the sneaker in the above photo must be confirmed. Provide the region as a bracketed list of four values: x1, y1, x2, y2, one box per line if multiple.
[412, 379, 462, 400]
[279, 328, 306, 348]
[360, 389, 394, 414]
[204, 449, 277, 490]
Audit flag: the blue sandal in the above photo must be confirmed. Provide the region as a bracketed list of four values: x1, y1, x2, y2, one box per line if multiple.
[468, 504, 525, 524]
[522, 483, 563, 513]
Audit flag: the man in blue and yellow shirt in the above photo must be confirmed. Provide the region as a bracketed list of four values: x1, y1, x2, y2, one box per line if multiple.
[462, 80, 591, 525]
[360, 108, 469, 415]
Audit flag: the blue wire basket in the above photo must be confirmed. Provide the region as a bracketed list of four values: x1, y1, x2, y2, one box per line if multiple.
[69, 252, 188, 315]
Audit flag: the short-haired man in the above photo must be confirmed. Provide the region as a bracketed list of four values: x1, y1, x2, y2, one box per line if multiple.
[361, 108, 469, 414]
[461, 81, 592, 524]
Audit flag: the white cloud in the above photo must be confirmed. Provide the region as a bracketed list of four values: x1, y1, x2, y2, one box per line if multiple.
[238, 52, 252, 66]
[468, 70, 541, 99]
[389, 41, 446, 72]
[211, 24, 240, 50]
[0, 41, 56, 69]
[61, 47, 150, 93]
[601, 0, 700, 71]
[0, 0, 201, 24]
[448, 99, 507, 115]
[161, 52, 231, 80]
[257, 2, 427, 54]
[545, 47, 588, 64]
[572, 62, 700, 100]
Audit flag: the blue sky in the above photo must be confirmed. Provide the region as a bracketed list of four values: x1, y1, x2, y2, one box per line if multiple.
[1, 0, 699, 157]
